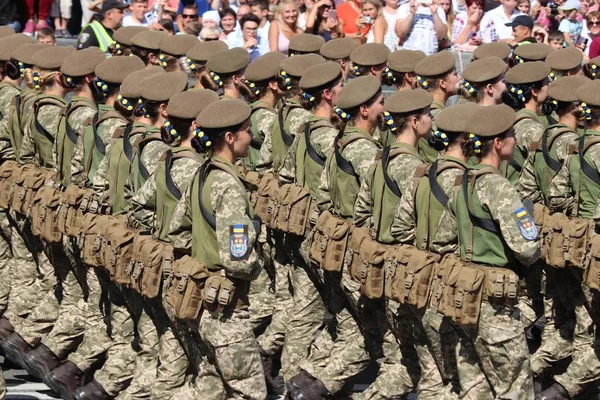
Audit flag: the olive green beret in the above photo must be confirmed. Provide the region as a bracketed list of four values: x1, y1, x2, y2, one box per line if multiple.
[196, 99, 251, 129]
[468, 104, 515, 137]
[186, 41, 228, 63]
[120, 66, 164, 99]
[32, 46, 75, 70]
[320, 37, 357, 60]
[590, 55, 600, 68]
[576, 79, 600, 106]
[289, 33, 326, 54]
[336, 75, 381, 110]
[85, 46, 106, 58]
[113, 26, 148, 46]
[167, 89, 219, 119]
[207, 48, 250, 75]
[385, 88, 432, 114]
[473, 42, 511, 60]
[0, 26, 15, 38]
[300, 61, 342, 91]
[547, 75, 589, 102]
[280, 53, 326, 78]
[462, 57, 505, 83]
[61, 48, 106, 77]
[435, 103, 480, 133]
[350, 43, 390, 67]
[11, 43, 49, 65]
[545, 46, 583, 72]
[415, 51, 456, 78]
[0, 34, 33, 61]
[131, 30, 168, 50]
[387, 50, 426, 74]
[245, 52, 287, 82]
[140, 70, 188, 102]
[514, 43, 552, 62]
[505, 61, 550, 85]
[95, 55, 145, 84]
[160, 34, 199, 57]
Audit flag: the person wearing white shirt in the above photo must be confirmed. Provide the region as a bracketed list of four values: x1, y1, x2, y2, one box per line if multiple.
[396, 0, 448, 55]
[123, 0, 151, 26]
[250, 0, 271, 43]
[227, 13, 269, 61]
[479, 0, 520, 40]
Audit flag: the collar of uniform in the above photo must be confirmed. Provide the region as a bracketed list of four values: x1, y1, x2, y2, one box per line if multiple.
[390, 140, 419, 156]
[584, 129, 600, 136]
[71, 95, 97, 110]
[343, 124, 371, 139]
[250, 99, 275, 112]
[0, 80, 21, 91]
[440, 153, 468, 167]
[37, 93, 67, 105]
[309, 115, 333, 124]
[517, 108, 541, 122]
[431, 99, 446, 110]
[134, 121, 160, 133]
[99, 104, 114, 112]
[472, 163, 500, 173]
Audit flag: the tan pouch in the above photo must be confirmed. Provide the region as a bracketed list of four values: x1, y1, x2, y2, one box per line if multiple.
[30, 186, 63, 243]
[11, 165, 47, 216]
[441, 261, 486, 326]
[272, 184, 316, 236]
[103, 219, 137, 284]
[533, 203, 550, 232]
[544, 212, 569, 268]
[131, 234, 173, 299]
[0, 161, 20, 209]
[563, 217, 594, 269]
[251, 172, 279, 227]
[429, 253, 461, 311]
[164, 255, 211, 321]
[585, 235, 600, 291]
[309, 210, 352, 272]
[80, 214, 117, 268]
[484, 267, 519, 306]
[57, 185, 91, 237]
[346, 228, 388, 299]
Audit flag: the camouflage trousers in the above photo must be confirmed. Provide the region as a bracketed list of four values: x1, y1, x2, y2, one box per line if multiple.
[0, 365, 5, 400]
[457, 301, 534, 399]
[0, 209, 13, 316]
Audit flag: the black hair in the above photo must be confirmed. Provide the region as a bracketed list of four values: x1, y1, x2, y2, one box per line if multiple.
[249, 0, 269, 11]
[161, 116, 195, 145]
[381, 70, 405, 87]
[459, 74, 504, 102]
[298, 75, 342, 110]
[331, 89, 381, 131]
[199, 67, 245, 92]
[131, 45, 158, 66]
[191, 121, 247, 153]
[240, 13, 260, 29]
[158, 18, 175, 34]
[239, 77, 272, 102]
[501, 80, 546, 111]
[136, 99, 162, 122]
[428, 130, 476, 158]
[219, 7, 237, 30]
[5, 60, 20, 80]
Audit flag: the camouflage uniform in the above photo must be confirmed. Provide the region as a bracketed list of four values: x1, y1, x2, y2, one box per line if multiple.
[503, 109, 545, 187]
[169, 154, 267, 400]
[0, 367, 5, 400]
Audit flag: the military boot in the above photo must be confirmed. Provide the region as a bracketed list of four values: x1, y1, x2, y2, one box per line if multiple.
[23, 343, 59, 381]
[45, 360, 84, 399]
[0, 316, 14, 340]
[286, 370, 331, 400]
[72, 379, 110, 400]
[1, 332, 31, 368]
[535, 382, 570, 400]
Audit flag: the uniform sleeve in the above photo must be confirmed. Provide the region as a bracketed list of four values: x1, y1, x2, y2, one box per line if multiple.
[316, 157, 333, 212]
[92, 154, 109, 200]
[589, 145, 600, 224]
[353, 166, 374, 228]
[345, 139, 379, 186]
[168, 180, 194, 253]
[212, 171, 261, 280]
[69, 113, 94, 187]
[76, 26, 100, 50]
[131, 172, 158, 232]
[547, 133, 578, 214]
[18, 113, 36, 164]
[479, 175, 541, 266]
[277, 135, 297, 185]
[255, 110, 277, 174]
[391, 179, 416, 244]
[517, 153, 541, 203]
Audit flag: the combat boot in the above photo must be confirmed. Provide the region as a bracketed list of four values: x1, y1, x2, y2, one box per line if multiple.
[45, 360, 84, 399]
[23, 343, 59, 381]
[73, 379, 110, 400]
[259, 345, 283, 395]
[0, 316, 14, 340]
[286, 370, 331, 400]
[535, 382, 570, 400]
[0, 332, 31, 368]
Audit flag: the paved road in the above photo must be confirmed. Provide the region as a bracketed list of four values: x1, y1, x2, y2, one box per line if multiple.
[2, 358, 59, 399]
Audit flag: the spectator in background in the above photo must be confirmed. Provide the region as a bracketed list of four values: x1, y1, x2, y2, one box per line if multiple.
[202, 9, 220, 28]
[81, 0, 95, 28]
[355, 0, 387, 44]
[548, 28, 565, 48]
[37, 26, 57, 44]
[533, 21, 549, 42]
[305, 0, 342, 40]
[149, 0, 179, 15]
[124, 0, 151, 26]
[158, 16, 176, 32]
[228, 13, 269, 59]
[396, 0, 448, 55]
[382, 0, 401, 49]
[338, 0, 361, 35]
[559, 0, 583, 46]
[250, 0, 271, 39]
[479, 0, 519, 40]
[452, 0, 497, 44]
[51, 0, 73, 37]
[516, 0, 530, 14]
[177, 4, 200, 32]
[269, 0, 302, 54]
[219, 7, 237, 39]
[298, 0, 315, 29]
[200, 25, 220, 38]
[582, 11, 600, 54]
[177, 0, 208, 33]
[77, 0, 128, 51]
[185, 19, 201, 33]
[23, 0, 52, 35]
[0, 0, 21, 32]
[505, 14, 536, 43]
[439, 0, 454, 48]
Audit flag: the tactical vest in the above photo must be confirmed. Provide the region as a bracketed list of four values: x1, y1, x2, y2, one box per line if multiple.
[131, 127, 164, 193]
[328, 126, 378, 220]
[271, 100, 304, 172]
[503, 110, 540, 185]
[56, 97, 97, 187]
[370, 143, 420, 244]
[8, 88, 38, 158]
[30, 95, 66, 169]
[155, 147, 203, 242]
[414, 157, 466, 250]
[455, 166, 516, 268]
[247, 100, 275, 170]
[568, 131, 600, 219]
[294, 118, 335, 199]
[105, 123, 137, 215]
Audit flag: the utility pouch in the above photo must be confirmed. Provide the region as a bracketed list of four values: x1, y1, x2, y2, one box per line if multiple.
[80, 214, 117, 268]
[543, 212, 569, 268]
[164, 255, 211, 321]
[30, 185, 63, 243]
[249, 172, 279, 227]
[309, 210, 352, 272]
[0, 161, 20, 209]
[428, 253, 459, 311]
[484, 267, 519, 307]
[563, 217, 594, 269]
[12, 166, 52, 216]
[57, 185, 90, 237]
[440, 257, 486, 326]
[347, 227, 388, 299]
[271, 183, 317, 236]
[130, 233, 172, 299]
[103, 219, 137, 285]
[584, 234, 600, 291]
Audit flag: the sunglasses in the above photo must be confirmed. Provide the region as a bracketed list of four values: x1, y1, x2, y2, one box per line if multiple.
[590, 21, 600, 26]
[183, 14, 198, 19]
[205, 37, 219, 41]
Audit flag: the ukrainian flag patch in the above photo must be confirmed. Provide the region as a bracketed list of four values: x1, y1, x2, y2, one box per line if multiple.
[230, 224, 249, 260]
[515, 208, 527, 218]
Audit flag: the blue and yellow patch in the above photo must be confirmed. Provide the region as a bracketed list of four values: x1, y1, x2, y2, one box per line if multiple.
[515, 208, 527, 218]
[230, 224, 249, 260]
[515, 208, 537, 241]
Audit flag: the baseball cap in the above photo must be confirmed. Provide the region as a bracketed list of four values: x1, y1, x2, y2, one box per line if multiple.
[102, 0, 129, 13]
[505, 15, 534, 29]
[559, 0, 580, 10]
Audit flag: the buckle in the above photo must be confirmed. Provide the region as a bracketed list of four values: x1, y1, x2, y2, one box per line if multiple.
[205, 284, 218, 303]
[507, 275, 518, 299]
[494, 273, 504, 298]
[89, 199, 98, 214]
[404, 271, 414, 290]
[218, 285, 231, 306]
[177, 275, 188, 292]
[455, 290, 464, 308]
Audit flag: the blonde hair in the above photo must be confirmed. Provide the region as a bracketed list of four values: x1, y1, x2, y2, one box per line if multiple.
[361, 0, 383, 17]
[276, 0, 300, 32]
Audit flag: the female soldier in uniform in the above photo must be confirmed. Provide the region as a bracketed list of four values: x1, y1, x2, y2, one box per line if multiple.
[185, 41, 228, 90]
[459, 56, 506, 107]
[200, 48, 251, 100]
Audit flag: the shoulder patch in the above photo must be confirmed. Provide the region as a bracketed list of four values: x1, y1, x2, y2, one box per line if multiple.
[516, 210, 538, 241]
[78, 33, 90, 45]
[229, 224, 249, 260]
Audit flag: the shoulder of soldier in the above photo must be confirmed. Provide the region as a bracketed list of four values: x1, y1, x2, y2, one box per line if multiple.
[476, 172, 516, 200]
[211, 169, 245, 199]
[515, 117, 544, 135]
[255, 107, 276, 119]
[344, 136, 379, 156]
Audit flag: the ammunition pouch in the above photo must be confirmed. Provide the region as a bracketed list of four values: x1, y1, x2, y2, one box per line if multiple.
[0, 161, 20, 209]
[248, 172, 279, 228]
[347, 227, 387, 299]
[164, 255, 211, 321]
[270, 183, 318, 236]
[57, 185, 94, 238]
[543, 213, 593, 269]
[11, 165, 54, 216]
[30, 185, 63, 243]
[130, 233, 173, 299]
[309, 210, 352, 272]
[103, 219, 137, 285]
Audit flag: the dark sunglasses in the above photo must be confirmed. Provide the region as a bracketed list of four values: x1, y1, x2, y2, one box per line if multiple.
[183, 14, 198, 18]
[590, 21, 600, 26]
[205, 37, 219, 41]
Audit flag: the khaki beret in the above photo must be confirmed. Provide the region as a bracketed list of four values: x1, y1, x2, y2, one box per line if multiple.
[462, 57, 505, 83]
[160, 34, 199, 57]
[415, 51, 456, 78]
[547, 75, 589, 102]
[590, 55, 600, 68]
[468, 104, 516, 137]
[140, 70, 188, 102]
[245, 52, 287, 82]
[514, 43, 552, 62]
[350, 43, 390, 67]
[320, 37, 357, 60]
[336, 75, 381, 110]
[32, 46, 75, 70]
[95, 55, 145, 84]
[576, 79, 600, 106]
[0, 26, 15, 38]
[385, 88, 432, 114]
[387, 50, 426, 74]
[0, 34, 33, 61]
[196, 99, 251, 129]
[300, 61, 342, 91]
[167, 89, 219, 119]
[113, 26, 148, 46]
[186, 41, 228, 63]
[473, 42, 511, 60]
[11, 43, 49, 65]
[435, 103, 480, 133]
[280, 53, 326, 78]
[207, 48, 250, 75]
[545, 47, 583, 72]
[131, 30, 168, 50]
[120, 66, 164, 99]
[289, 34, 326, 54]
[61, 48, 106, 77]
[505, 61, 550, 85]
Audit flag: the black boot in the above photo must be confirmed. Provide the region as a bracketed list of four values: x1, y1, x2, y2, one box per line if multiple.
[259, 347, 283, 395]
[45, 360, 84, 399]
[286, 370, 330, 400]
[72, 379, 110, 400]
[536, 382, 570, 400]
[23, 343, 60, 381]
[0, 332, 31, 368]
[0, 316, 14, 340]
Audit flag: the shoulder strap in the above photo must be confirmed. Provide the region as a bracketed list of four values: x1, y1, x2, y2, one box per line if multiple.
[164, 150, 182, 200]
[97, 109, 128, 126]
[137, 132, 163, 181]
[428, 160, 458, 207]
[515, 112, 538, 123]
[578, 134, 600, 185]
[380, 146, 401, 198]
[64, 103, 79, 144]
[14, 94, 22, 129]
[334, 131, 378, 179]
[91, 110, 106, 156]
[304, 121, 326, 167]
[461, 168, 499, 233]
[278, 106, 295, 148]
[541, 126, 574, 173]
[33, 98, 65, 144]
[122, 123, 135, 162]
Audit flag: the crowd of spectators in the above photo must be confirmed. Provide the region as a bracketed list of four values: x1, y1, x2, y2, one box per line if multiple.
[2, 0, 599, 60]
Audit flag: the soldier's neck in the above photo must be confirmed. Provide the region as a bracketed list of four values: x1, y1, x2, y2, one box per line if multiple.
[559, 113, 577, 130]
[75, 85, 94, 101]
[524, 100, 538, 115]
[395, 128, 418, 148]
[481, 152, 500, 169]
[445, 144, 467, 163]
[260, 91, 278, 108]
[353, 118, 374, 135]
[44, 85, 66, 98]
[2, 76, 19, 86]
[314, 102, 332, 119]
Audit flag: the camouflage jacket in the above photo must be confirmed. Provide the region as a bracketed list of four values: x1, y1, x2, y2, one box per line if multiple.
[0, 81, 20, 161]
